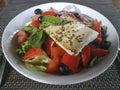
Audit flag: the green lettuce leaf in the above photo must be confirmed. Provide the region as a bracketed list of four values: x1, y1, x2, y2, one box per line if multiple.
[24, 63, 47, 72]
[16, 41, 31, 57]
[40, 16, 62, 29]
[22, 26, 45, 47]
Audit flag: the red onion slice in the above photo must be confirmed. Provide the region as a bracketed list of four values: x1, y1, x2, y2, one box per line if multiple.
[62, 5, 81, 13]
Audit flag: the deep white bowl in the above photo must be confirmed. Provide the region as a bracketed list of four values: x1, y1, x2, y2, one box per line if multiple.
[2, 2, 119, 85]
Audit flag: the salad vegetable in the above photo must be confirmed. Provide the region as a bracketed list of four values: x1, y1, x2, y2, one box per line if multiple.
[16, 41, 31, 57]
[25, 63, 46, 72]
[91, 19, 102, 44]
[13, 6, 111, 75]
[81, 45, 91, 67]
[89, 56, 98, 67]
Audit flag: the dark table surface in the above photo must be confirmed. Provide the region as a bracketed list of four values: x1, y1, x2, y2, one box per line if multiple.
[0, 0, 120, 90]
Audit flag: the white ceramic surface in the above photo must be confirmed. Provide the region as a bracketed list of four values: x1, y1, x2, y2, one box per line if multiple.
[1, 2, 119, 85]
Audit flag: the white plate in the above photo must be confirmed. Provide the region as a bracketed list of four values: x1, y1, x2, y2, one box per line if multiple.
[2, 2, 119, 85]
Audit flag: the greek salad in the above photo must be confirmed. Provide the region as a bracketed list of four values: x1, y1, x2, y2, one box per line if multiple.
[14, 6, 111, 75]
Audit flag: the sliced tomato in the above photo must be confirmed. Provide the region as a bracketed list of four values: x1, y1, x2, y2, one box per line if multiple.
[91, 19, 102, 44]
[23, 46, 42, 60]
[15, 30, 29, 45]
[91, 48, 109, 57]
[31, 20, 41, 28]
[61, 52, 80, 73]
[81, 45, 91, 67]
[43, 37, 55, 56]
[47, 57, 61, 73]
[41, 11, 56, 16]
[41, 8, 56, 16]
[51, 46, 65, 59]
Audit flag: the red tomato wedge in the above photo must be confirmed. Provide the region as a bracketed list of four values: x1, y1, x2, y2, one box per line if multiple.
[91, 48, 109, 57]
[51, 46, 65, 59]
[91, 19, 102, 44]
[15, 30, 29, 45]
[61, 52, 80, 73]
[47, 57, 61, 73]
[43, 37, 55, 56]
[31, 20, 41, 28]
[23, 46, 42, 60]
[81, 45, 91, 67]
[41, 8, 56, 16]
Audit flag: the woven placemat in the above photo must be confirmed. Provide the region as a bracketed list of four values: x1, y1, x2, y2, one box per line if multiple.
[0, 0, 120, 90]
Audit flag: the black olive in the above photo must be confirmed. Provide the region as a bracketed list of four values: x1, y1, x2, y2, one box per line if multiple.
[59, 63, 70, 75]
[100, 40, 111, 49]
[74, 13, 80, 18]
[38, 16, 43, 23]
[34, 9, 42, 14]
